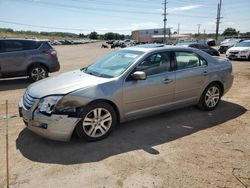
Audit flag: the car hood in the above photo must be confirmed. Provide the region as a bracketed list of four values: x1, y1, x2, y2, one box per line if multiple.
[228, 47, 250, 51]
[27, 70, 110, 98]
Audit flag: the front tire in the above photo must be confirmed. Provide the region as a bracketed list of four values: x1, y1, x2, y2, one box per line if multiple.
[198, 83, 222, 111]
[76, 102, 117, 141]
[29, 65, 48, 81]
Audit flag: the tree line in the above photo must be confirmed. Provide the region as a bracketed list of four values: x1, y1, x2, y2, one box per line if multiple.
[0, 28, 131, 40]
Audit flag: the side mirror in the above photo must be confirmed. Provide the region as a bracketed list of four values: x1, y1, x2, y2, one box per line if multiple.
[131, 71, 146, 80]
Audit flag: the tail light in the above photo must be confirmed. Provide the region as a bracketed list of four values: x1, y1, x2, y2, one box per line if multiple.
[43, 49, 57, 57]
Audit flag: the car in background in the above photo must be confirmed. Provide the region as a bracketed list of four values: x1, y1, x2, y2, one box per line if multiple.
[0, 38, 60, 81]
[206, 39, 216, 46]
[218, 39, 243, 54]
[226, 40, 250, 60]
[176, 42, 219, 56]
[19, 44, 233, 142]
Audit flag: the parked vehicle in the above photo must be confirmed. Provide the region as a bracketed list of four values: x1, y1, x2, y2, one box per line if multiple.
[19, 44, 233, 142]
[226, 40, 250, 60]
[176, 42, 219, 56]
[206, 39, 216, 46]
[0, 38, 60, 81]
[218, 39, 243, 54]
[106, 40, 114, 45]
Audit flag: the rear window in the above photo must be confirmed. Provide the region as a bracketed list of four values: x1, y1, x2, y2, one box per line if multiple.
[41, 42, 53, 49]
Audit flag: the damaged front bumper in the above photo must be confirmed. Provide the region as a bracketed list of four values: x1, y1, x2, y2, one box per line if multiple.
[18, 99, 81, 142]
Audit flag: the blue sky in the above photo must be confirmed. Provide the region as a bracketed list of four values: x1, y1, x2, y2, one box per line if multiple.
[0, 0, 249, 34]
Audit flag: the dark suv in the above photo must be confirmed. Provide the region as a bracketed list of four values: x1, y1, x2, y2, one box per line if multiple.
[0, 38, 60, 81]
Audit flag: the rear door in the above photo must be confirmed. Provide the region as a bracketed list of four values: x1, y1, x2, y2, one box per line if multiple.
[0, 40, 27, 76]
[173, 51, 209, 104]
[123, 51, 175, 118]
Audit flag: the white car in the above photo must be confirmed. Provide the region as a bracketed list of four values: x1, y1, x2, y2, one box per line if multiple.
[226, 40, 250, 60]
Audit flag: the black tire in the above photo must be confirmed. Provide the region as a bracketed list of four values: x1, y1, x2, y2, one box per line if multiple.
[29, 64, 48, 81]
[198, 83, 222, 111]
[75, 102, 117, 141]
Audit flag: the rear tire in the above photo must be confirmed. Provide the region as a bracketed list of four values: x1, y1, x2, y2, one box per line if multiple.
[29, 65, 48, 81]
[198, 83, 222, 111]
[76, 102, 117, 141]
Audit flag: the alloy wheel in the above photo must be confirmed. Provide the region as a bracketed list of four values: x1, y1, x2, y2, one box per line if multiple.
[82, 108, 112, 138]
[31, 67, 47, 81]
[205, 86, 220, 108]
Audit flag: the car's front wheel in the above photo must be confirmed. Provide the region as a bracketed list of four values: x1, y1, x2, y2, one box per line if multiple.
[198, 83, 222, 111]
[29, 65, 48, 81]
[76, 102, 117, 141]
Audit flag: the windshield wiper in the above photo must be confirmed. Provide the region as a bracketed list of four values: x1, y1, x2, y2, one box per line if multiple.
[82, 68, 113, 78]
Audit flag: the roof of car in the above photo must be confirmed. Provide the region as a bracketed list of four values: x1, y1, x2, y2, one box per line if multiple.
[0, 38, 38, 41]
[125, 44, 199, 53]
[125, 44, 174, 52]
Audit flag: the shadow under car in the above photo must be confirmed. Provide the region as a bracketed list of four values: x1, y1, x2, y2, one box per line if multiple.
[16, 100, 246, 165]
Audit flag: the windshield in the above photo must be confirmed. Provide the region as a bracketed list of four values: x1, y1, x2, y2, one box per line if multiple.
[84, 50, 144, 78]
[235, 41, 250, 47]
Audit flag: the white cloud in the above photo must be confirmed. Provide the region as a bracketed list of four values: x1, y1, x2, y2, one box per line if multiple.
[97, 22, 160, 33]
[169, 5, 202, 12]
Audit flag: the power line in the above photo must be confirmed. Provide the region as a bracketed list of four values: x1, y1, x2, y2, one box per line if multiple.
[0, 20, 133, 32]
[13, 0, 215, 19]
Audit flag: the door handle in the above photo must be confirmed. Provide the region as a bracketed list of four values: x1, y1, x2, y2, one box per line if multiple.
[203, 71, 208, 76]
[162, 78, 173, 84]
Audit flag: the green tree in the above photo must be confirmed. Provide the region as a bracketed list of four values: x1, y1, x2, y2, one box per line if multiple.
[104, 32, 115, 40]
[222, 28, 238, 36]
[89, 31, 98, 39]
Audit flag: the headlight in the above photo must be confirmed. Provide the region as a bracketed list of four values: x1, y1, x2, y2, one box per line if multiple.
[38, 96, 63, 114]
[240, 50, 248, 54]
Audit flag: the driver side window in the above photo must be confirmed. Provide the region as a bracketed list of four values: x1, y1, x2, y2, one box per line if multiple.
[136, 52, 171, 76]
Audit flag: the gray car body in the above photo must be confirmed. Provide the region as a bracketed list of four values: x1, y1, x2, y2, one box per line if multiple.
[0, 38, 60, 78]
[19, 46, 233, 141]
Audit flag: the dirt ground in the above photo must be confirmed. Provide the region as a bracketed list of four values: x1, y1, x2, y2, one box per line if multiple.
[0, 42, 249, 188]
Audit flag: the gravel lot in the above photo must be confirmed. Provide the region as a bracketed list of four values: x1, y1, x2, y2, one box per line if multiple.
[0, 42, 249, 188]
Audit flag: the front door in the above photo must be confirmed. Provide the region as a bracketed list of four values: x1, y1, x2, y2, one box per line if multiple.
[123, 51, 175, 119]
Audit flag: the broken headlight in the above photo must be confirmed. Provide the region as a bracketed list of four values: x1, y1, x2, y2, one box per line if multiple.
[38, 96, 63, 114]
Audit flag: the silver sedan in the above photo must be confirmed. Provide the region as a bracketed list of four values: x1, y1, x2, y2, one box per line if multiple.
[19, 44, 234, 141]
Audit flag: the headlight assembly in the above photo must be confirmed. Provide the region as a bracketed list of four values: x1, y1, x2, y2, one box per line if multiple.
[38, 96, 63, 114]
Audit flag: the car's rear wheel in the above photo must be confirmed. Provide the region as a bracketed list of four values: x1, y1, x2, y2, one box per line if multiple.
[76, 102, 117, 141]
[198, 83, 222, 111]
[29, 65, 48, 81]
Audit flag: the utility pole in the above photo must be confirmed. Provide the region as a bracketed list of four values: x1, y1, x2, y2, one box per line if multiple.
[197, 24, 201, 34]
[177, 23, 180, 34]
[215, 0, 222, 41]
[163, 0, 167, 44]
